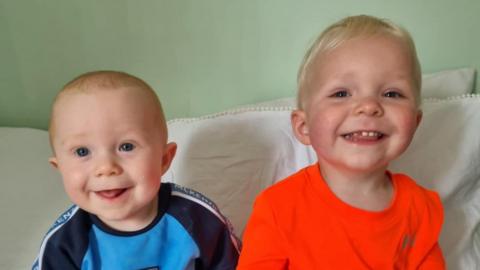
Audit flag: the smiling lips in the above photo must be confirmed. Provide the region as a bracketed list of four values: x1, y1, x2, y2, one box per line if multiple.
[95, 188, 128, 200]
[342, 131, 385, 142]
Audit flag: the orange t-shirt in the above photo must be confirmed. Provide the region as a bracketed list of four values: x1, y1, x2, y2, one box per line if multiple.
[237, 163, 445, 270]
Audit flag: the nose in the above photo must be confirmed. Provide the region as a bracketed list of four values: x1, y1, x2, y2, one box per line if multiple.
[354, 97, 384, 117]
[94, 155, 123, 177]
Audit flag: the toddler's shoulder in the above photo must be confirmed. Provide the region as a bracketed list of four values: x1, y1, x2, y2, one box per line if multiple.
[252, 165, 316, 217]
[393, 173, 443, 216]
[261, 165, 312, 199]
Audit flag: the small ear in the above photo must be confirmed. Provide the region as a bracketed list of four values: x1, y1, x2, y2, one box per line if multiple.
[49, 157, 59, 169]
[291, 110, 311, 145]
[160, 142, 177, 174]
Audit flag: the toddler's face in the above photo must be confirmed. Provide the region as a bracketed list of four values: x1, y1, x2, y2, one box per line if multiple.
[294, 35, 421, 175]
[49, 87, 175, 231]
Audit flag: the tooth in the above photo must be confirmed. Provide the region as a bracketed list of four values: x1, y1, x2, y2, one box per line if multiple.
[369, 132, 375, 137]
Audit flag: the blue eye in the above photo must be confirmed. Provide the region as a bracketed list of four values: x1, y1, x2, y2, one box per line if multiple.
[331, 90, 350, 98]
[119, 143, 135, 152]
[384, 91, 403, 98]
[74, 147, 90, 157]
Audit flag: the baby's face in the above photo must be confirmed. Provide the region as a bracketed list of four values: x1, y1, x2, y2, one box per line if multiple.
[49, 86, 175, 231]
[298, 35, 421, 174]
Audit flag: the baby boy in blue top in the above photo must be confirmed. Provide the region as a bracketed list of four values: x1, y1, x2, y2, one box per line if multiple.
[33, 71, 240, 270]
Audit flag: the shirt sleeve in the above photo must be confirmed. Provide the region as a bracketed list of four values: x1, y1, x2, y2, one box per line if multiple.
[236, 194, 288, 270]
[418, 243, 446, 269]
[415, 190, 446, 269]
[205, 220, 241, 270]
[32, 243, 81, 270]
[32, 206, 88, 270]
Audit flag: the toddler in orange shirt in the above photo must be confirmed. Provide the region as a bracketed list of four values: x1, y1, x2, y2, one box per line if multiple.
[237, 15, 445, 270]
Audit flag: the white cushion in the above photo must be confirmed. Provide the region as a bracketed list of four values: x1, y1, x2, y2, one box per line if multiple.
[166, 95, 480, 270]
[0, 128, 70, 269]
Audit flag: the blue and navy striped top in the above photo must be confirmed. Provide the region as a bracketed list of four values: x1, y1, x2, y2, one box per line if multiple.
[32, 183, 240, 270]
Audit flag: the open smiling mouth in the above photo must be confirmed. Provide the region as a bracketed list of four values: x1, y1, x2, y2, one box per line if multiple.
[95, 188, 128, 200]
[342, 131, 385, 141]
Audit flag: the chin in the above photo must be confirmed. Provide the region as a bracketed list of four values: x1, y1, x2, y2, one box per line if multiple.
[96, 210, 132, 222]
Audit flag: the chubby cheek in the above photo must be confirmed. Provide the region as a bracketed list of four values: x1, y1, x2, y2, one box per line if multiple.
[307, 111, 338, 148]
[388, 110, 421, 158]
[58, 167, 89, 203]
[397, 116, 419, 146]
[132, 162, 163, 190]
[397, 108, 420, 133]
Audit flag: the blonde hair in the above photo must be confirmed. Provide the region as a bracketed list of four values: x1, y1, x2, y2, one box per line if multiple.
[297, 15, 421, 109]
[49, 71, 167, 148]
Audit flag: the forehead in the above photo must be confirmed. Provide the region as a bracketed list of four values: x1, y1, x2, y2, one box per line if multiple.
[56, 85, 157, 113]
[51, 86, 165, 138]
[308, 35, 414, 83]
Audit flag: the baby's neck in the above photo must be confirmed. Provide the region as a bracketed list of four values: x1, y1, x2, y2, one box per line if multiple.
[320, 166, 394, 211]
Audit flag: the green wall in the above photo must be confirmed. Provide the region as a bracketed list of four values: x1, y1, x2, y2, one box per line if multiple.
[1, 0, 478, 130]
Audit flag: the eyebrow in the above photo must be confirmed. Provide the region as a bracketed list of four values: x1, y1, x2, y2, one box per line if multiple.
[59, 133, 88, 147]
